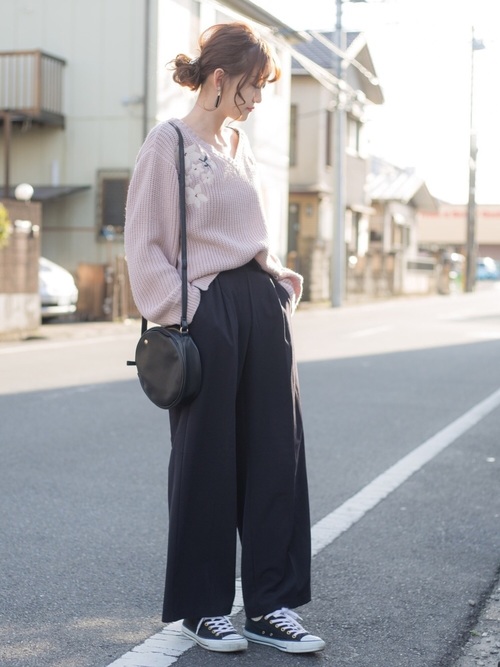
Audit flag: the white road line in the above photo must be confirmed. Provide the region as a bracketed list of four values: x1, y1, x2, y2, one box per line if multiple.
[311, 386, 500, 554]
[350, 325, 392, 338]
[437, 310, 475, 321]
[104, 386, 500, 667]
[468, 330, 500, 340]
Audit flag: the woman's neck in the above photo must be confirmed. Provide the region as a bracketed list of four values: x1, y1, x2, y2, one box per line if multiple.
[181, 106, 237, 157]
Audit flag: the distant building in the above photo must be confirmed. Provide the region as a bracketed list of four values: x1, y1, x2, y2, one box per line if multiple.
[365, 157, 438, 296]
[417, 204, 500, 260]
[289, 30, 383, 302]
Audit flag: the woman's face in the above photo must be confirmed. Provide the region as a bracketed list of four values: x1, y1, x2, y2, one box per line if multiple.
[223, 73, 266, 122]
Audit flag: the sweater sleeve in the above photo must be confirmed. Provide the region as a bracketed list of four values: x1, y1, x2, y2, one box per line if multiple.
[124, 128, 201, 326]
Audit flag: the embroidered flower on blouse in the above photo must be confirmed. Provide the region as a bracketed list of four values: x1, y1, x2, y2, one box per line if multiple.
[186, 184, 208, 208]
[184, 145, 202, 169]
[184, 145, 213, 193]
[197, 155, 214, 184]
[190, 158, 212, 182]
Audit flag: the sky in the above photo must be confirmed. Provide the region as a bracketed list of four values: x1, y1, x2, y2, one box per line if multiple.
[253, 0, 500, 204]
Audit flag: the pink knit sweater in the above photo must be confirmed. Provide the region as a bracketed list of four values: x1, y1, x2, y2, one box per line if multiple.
[124, 119, 303, 326]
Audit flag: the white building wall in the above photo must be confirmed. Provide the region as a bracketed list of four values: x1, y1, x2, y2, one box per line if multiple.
[1, 0, 148, 271]
[291, 77, 329, 187]
[248, 49, 291, 257]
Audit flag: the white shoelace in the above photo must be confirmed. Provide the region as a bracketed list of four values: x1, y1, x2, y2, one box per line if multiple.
[264, 608, 306, 637]
[199, 616, 238, 636]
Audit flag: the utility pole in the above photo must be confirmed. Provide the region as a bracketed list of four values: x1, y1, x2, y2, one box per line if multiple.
[331, 0, 346, 307]
[464, 27, 484, 293]
[465, 131, 477, 293]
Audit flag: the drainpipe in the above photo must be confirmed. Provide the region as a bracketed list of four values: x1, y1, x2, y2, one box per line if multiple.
[143, 0, 151, 140]
[2, 112, 12, 198]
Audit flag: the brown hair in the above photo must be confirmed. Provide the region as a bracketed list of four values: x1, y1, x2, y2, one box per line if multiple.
[171, 22, 281, 108]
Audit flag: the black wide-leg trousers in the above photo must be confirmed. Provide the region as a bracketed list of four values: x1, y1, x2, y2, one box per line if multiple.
[162, 261, 311, 623]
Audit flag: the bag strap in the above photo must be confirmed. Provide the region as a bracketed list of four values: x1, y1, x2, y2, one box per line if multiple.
[170, 121, 189, 332]
[140, 121, 188, 335]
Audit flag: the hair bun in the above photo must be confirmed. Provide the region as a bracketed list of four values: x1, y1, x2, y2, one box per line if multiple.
[172, 53, 201, 90]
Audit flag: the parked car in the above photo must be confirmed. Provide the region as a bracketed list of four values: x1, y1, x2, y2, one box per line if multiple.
[476, 257, 500, 281]
[39, 257, 79, 319]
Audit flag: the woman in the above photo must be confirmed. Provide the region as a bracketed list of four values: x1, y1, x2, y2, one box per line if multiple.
[124, 22, 325, 655]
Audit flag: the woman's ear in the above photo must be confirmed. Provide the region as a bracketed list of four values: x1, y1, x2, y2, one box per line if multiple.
[213, 68, 225, 89]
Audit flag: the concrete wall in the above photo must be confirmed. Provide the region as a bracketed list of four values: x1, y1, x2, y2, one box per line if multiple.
[0, 198, 42, 336]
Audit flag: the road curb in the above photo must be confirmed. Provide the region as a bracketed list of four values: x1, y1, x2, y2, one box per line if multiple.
[454, 585, 500, 666]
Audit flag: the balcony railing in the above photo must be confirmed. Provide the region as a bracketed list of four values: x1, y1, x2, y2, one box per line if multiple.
[0, 50, 66, 126]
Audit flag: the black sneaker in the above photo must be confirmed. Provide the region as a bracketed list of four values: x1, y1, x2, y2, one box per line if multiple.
[182, 616, 248, 652]
[243, 607, 325, 653]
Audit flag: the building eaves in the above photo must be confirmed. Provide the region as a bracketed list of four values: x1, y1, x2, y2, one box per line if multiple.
[345, 34, 384, 104]
[220, 0, 308, 42]
[291, 31, 360, 71]
[367, 163, 437, 212]
[291, 30, 383, 104]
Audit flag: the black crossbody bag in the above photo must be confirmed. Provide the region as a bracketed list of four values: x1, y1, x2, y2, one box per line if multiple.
[127, 122, 202, 409]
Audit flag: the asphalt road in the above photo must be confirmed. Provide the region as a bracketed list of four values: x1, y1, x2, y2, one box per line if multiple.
[1, 286, 500, 667]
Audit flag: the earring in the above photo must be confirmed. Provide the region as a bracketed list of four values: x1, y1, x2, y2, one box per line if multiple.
[214, 88, 221, 108]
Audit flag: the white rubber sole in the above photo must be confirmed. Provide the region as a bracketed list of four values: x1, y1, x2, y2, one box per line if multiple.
[182, 625, 248, 652]
[243, 630, 326, 653]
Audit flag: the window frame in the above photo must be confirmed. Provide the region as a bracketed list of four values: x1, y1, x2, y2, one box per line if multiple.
[96, 169, 130, 240]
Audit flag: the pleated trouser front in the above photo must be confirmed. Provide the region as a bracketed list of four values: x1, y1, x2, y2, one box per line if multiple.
[162, 260, 311, 623]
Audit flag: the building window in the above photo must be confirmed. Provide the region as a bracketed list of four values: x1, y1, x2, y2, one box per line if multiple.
[349, 211, 361, 253]
[347, 115, 362, 154]
[326, 109, 333, 167]
[97, 170, 130, 239]
[290, 104, 298, 166]
[288, 202, 300, 254]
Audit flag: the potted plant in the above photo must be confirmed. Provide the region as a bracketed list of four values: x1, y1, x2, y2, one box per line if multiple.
[0, 203, 12, 249]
